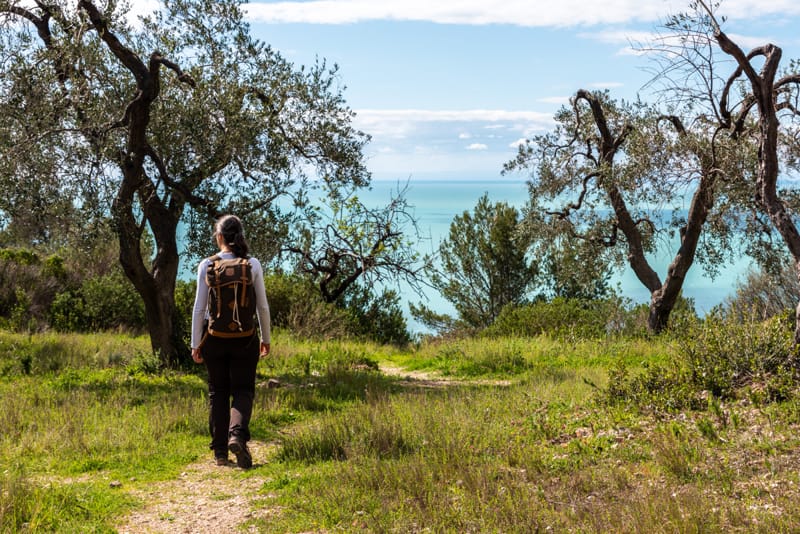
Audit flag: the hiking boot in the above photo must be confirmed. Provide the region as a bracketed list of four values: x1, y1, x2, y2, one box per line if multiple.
[215, 456, 230, 466]
[228, 437, 253, 469]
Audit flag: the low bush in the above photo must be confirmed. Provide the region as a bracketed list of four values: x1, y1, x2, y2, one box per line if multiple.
[264, 272, 411, 344]
[485, 297, 631, 339]
[604, 310, 799, 410]
[0, 249, 69, 331]
[339, 286, 411, 346]
[680, 310, 798, 398]
[50, 270, 145, 333]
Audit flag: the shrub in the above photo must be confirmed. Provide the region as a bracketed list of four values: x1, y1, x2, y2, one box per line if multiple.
[485, 297, 629, 339]
[263, 272, 315, 328]
[604, 310, 799, 411]
[0, 248, 70, 330]
[81, 271, 145, 331]
[174, 279, 196, 348]
[263, 272, 410, 344]
[680, 311, 797, 398]
[339, 285, 411, 346]
[50, 271, 145, 333]
[49, 290, 89, 332]
[719, 263, 799, 321]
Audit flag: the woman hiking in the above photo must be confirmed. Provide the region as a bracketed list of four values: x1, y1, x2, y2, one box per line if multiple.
[191, 214, 271, 468]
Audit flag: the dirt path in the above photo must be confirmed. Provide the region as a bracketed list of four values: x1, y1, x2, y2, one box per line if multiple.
[113, 364, 507, 532]
[380, 363, 512, 388]
[115, 441, 278, 534]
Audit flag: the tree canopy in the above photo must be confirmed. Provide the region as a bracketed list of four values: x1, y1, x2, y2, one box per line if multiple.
[0, 0, 420, 363]
[413, 194, 536, 333]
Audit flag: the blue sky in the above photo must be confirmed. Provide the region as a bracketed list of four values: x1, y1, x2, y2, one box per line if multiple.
[207, 0, 800, 181]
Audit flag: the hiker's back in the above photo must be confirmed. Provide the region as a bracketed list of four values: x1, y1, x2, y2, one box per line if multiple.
[205, 255, 256, 338]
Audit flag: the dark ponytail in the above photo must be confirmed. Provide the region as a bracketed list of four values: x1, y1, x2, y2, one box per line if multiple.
[215, 214, 249, 258]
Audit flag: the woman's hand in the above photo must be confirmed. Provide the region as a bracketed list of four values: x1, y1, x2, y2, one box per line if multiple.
[191, 348, 203, 364]
[260, 342, 270, 358]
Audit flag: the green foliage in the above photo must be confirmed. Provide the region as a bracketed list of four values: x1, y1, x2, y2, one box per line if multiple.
[263, 272, 349, 340]
[9, 288, 33, 333]
[603, 360, 702, 411]
[171, 278, 196, 354]
[263, 272, 315, 328]
[604, 310, 799, 411]
[537, 235, 615, 301]
[0, 248, 39, 265]
[49, 291, 87, 333]
[338, 285, 411, 346]
[681, 312, 798, 399]
[263, 271, 411, 344]
[50, 270, 146, 333]
[42, 254, 67, 280]
[421, 194, 535, 331]
[81, 271, 146, 331]
[0, 244, 149, 334]
[0, 248, 67, 331]
[485, 297, 631, 339]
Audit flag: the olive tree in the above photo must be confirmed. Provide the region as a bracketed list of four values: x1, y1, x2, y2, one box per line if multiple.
[285, 184, 427, 305]
[505, 91, 751, 332]
[697, 3, 800, 342]
[0, 0, 387, 365]
[646, 0, 800, 341]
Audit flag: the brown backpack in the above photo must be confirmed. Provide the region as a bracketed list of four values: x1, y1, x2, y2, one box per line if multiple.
[205, 255, 256, 338]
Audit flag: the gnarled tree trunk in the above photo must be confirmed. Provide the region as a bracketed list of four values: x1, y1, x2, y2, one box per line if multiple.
[710, 13, 800, 344]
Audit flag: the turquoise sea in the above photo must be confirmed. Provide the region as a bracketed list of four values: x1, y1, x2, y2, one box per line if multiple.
[180, 177, 753, 333]
[360, 178, 753, 323]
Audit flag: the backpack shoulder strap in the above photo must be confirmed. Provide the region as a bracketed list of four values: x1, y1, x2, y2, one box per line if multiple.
[205, 255, 223, 320]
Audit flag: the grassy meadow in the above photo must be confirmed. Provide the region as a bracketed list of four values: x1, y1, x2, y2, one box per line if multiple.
[2, 320, 800, 532]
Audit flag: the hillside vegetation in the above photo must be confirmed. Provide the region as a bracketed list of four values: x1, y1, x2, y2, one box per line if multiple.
[2, 312, 800, 532]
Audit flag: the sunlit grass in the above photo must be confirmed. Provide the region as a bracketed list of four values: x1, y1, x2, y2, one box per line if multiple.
[3, 328, 800, 532]
[387, 334, 674, 379]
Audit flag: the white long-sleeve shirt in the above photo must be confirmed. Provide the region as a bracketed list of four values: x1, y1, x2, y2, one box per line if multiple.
[191, 252, 271, 349]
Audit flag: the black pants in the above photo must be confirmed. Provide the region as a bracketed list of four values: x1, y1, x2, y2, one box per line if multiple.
[201, 333, 259, 457]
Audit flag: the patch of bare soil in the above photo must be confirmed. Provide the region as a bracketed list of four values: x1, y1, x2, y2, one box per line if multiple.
[116, 441, 278, 534]
[380, 364, 512, 388]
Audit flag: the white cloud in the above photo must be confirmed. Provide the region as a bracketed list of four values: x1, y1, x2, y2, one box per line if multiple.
[244, 0, 800, 27]
[509, 138, 528, 148]
[466, 143, 488, 150]
[581, 28, 780, 56]
[458, 132, 472, 139]
[353, 108, 554, 138]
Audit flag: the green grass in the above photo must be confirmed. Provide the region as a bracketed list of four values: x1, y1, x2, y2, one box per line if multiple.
[2, 328, 800, 532]
[387, 335, 673, 379]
